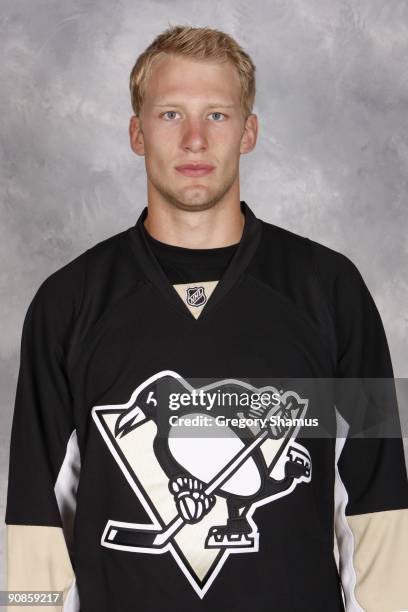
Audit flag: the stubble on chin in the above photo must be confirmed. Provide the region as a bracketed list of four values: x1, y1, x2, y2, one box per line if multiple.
[151, 173, 237, 213]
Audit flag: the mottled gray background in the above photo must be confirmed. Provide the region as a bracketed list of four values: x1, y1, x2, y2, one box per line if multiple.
[1, 0, 407, 588]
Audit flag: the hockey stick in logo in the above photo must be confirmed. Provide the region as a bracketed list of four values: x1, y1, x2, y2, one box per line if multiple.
[102, 403, 306, 550]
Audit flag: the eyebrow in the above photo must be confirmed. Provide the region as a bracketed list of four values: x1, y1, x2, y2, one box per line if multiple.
[153, 102, 236, 108]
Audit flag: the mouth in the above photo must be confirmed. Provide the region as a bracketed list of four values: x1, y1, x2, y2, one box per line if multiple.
[175, 164, 215, 177]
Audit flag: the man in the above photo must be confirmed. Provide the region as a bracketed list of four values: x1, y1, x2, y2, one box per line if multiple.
[5, 24, 408, 612]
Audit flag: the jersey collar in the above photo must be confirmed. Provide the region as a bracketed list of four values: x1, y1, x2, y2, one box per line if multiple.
[128, 200, 263, 323]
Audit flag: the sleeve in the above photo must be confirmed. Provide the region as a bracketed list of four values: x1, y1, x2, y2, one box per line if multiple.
[331, 256, 408, 612]
[4, 259, 85, 612]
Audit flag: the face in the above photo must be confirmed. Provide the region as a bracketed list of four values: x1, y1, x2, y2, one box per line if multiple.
[129, 54, 258, 212]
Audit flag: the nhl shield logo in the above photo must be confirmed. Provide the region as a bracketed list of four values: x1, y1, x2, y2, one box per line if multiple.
[186, 286, 207, 307]
[92, 371, 312, 598]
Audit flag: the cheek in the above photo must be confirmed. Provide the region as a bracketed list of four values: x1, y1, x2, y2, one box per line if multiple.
[215, 134, 242, 164]
[145, 136, 175, 167]
[144, 121, 172, 148]
[213, 126, 242, 151]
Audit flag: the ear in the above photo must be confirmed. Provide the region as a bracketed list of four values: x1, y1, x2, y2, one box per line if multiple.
[240, 113, 258, 155]
[129, 115, 145, 156]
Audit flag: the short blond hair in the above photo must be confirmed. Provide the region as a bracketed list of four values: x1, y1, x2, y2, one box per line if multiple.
[129, 25, 256, 120]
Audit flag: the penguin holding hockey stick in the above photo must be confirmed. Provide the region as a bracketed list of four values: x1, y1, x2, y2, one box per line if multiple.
[99, 371, 311, 551]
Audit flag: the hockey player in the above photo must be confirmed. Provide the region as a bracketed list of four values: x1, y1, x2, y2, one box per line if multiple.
[5, 23, 408, 612]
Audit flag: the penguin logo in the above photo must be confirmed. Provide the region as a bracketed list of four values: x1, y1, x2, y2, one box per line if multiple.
[92, 371, 312, 598]
[186, 286, 207, 307]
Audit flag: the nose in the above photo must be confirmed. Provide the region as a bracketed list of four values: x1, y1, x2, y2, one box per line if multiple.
[181, 118, 208, 153]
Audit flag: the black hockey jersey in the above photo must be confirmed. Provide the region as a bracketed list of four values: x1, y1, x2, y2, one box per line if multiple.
[5, 201, 408, 611]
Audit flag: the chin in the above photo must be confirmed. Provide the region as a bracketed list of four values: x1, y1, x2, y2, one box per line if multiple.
[153, 179, 231, 212]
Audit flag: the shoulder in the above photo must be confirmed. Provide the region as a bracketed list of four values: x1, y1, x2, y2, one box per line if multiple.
[256, 218, 375, 350]
[26, 228, 130, 330]
[259, 218, 364, 290]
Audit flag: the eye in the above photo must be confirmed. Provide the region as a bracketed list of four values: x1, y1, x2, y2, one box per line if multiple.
[162, 111, 179, 120]
[209, 112, 225, 121]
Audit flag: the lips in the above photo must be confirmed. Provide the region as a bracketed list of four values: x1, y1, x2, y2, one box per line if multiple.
[175, 164, 215, 177]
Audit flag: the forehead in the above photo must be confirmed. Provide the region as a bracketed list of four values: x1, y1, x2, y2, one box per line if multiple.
[144, 54, 241, 105]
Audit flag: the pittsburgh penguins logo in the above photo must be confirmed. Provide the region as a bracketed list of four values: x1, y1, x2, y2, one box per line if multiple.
[92, 371, 312, 598]
[186, 286, 207, 307]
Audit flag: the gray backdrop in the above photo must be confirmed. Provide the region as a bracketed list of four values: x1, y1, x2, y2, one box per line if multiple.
[1, 0, 407, 588]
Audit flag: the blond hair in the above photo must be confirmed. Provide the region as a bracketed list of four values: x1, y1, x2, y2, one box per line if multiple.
[129, 25, 256, 120]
